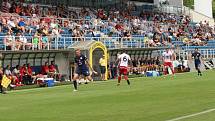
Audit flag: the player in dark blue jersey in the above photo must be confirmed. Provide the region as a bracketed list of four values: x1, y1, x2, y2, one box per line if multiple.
[73, 49, 97, 91]
[192, 48, 202, 76]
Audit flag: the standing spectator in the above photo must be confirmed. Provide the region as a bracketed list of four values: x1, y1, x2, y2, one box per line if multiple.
[99, 55, 106, 81]
[32, 32, 40, 49]
[41, 26, 49, 49]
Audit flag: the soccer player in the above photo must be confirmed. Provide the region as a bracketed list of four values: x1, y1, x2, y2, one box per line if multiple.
[73, 49, 97, 91]
[192, 48, 202, 76]
[116, 50, 131, 86]
[162, 48, 174, 75]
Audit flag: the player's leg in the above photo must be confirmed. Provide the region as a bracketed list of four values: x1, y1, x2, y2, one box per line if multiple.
[195, 62, 202, 76]
[169, 62, 175, 75]
[118, 74, 122, 86]
[73, 73, 79, 91]
[118, 67, 122, 86]
[123, 68, 130, 85]
[163, 62, 168, 75]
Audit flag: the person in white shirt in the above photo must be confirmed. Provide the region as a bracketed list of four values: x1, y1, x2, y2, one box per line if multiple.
[162, 48, 174, 75]
[116, 50, 131, 86]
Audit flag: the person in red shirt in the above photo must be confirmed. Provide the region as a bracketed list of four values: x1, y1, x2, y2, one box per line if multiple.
[42, 62, 49, 75]
[49, 61, 57, 78]
[19, 64, 26, 82]
[27, 63, 32, 76]
[49, 61, 56, 73]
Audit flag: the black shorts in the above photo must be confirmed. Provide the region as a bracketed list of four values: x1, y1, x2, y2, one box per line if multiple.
[100, 66, 106, 74]
[75, 67, 90, 77]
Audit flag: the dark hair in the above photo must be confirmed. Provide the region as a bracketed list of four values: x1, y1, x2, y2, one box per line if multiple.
[122, 49, 126, 53]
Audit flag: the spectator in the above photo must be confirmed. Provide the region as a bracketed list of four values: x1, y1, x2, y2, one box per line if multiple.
[12, 65, 22, 86]
[1, 0, 11, 13]
[99, 55, 106, 81]
[49, 61, 57, 73]
[32, 32, 40, 49]
[18, 17, 25, 33]
[4, 32, 15, 50]
[22, 63, 33, 85]
[4, 65, 16, 86]
[41, 26, 49, 49]
[42, 62, 49, 75]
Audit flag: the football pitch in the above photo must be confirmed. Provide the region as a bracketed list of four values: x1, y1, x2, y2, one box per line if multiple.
[0, 70, 215, 121]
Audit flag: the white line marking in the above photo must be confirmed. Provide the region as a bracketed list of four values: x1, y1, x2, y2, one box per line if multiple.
[166, 108, 215, 121]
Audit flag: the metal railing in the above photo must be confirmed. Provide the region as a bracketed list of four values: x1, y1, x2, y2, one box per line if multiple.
[0, 36, 158, 51]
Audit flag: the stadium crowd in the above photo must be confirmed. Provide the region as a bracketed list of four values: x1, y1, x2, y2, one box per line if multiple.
[0, 0, 215, 50]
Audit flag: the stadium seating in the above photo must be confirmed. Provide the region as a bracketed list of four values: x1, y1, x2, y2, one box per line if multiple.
[0, 1, 214, 51]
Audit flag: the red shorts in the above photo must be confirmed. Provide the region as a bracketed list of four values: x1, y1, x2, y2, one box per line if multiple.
[164, 62, 173, 68]
[119, 66, 128, 75]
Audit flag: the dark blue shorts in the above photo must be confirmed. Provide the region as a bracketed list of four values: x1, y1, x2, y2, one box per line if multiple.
[75, 67, 90, 77]
[195, 60, 201, 69]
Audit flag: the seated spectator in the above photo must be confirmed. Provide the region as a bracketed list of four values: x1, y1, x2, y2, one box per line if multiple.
[12, 65, 23, 86]
[73, 25, 84, 41]
[4, 65, 16, 86]
[42, 62, 49, 75]
[14, 32, 23, 50]
[49, 61, 57, 73]
[21, 63, 33, 85]
[17, 17, 25, 33]
[4, 32, 15, 50]
[49, 61, 61, 80]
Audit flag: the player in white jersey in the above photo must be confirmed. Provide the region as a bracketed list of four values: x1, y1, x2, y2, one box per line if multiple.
[116, 50, 131, 86]
[162, 48, 174, 75]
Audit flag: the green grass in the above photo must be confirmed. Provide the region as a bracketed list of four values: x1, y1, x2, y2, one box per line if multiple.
[0, 70, 215, 121]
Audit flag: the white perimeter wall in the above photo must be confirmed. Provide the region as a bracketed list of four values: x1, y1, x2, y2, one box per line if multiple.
[194, 0, 213, 18]
[154, 0, 183, 7]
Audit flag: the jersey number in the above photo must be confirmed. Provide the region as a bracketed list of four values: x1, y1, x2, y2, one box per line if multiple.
[123, 56, 127, 62]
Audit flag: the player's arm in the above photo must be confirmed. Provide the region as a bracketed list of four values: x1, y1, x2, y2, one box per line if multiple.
[86, 59, 97, 74]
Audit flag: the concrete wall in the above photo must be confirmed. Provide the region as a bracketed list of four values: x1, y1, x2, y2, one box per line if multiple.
[194, 0, 213, 18]
[183, 6, 215, 26]
[55, 53, 70, 76]
[154, 0, 183, 7]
